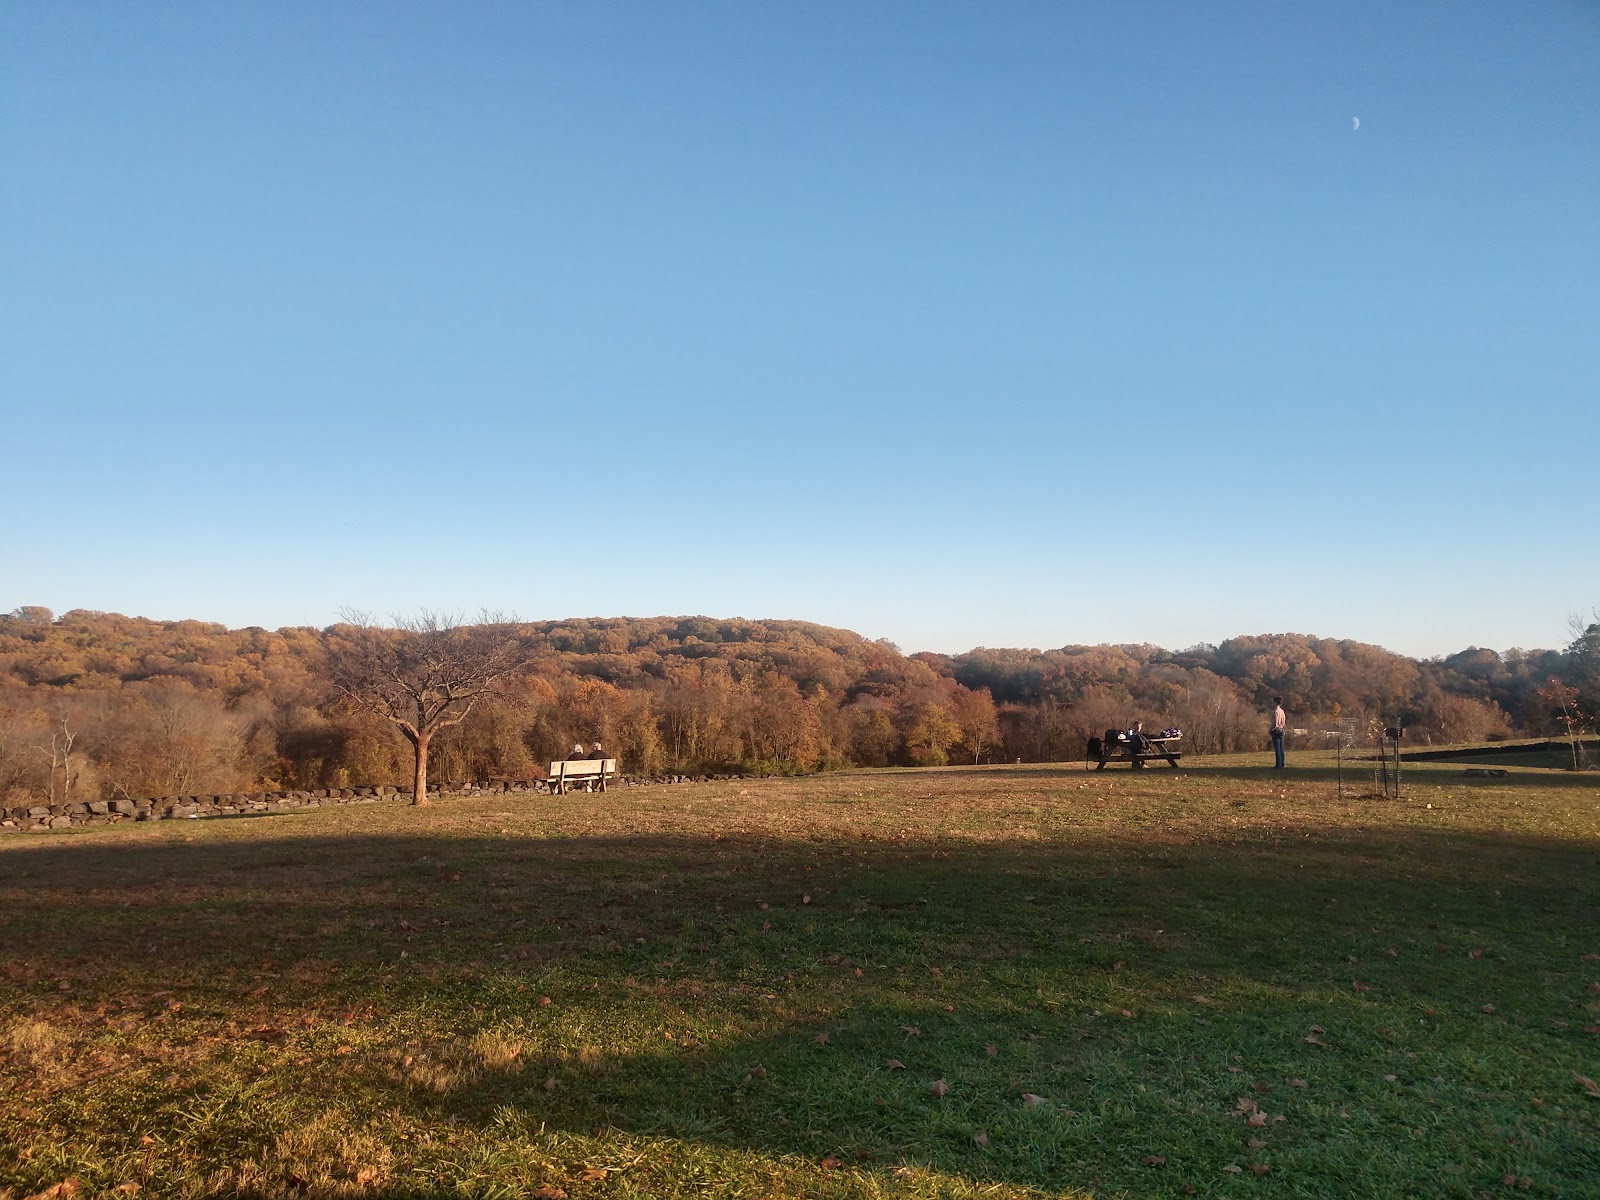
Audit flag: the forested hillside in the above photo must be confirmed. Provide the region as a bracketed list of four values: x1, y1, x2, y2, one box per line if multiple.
[0, 605, 1587, 808]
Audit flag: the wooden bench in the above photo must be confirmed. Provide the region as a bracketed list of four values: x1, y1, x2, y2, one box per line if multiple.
[1086, 735, 1182, 770]
[547, 758, 618, 793]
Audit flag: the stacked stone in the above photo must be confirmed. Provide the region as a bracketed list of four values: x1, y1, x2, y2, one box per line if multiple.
[0, 773, 741, 834]
[0, 785, 403, 832]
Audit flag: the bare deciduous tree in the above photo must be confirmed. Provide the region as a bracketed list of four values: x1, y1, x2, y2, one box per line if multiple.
[324, 611, 526, 805]
[33, 714, 77, 806]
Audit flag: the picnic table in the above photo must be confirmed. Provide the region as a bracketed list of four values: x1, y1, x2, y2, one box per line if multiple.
[1087, 734, 1182, 770]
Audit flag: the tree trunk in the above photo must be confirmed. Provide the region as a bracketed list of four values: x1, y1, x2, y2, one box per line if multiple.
[413, 734, 430, 806]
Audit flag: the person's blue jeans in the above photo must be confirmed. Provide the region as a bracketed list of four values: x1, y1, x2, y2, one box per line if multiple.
[1271, 731, 1285, 769]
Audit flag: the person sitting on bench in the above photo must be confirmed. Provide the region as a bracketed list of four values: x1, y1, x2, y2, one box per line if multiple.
[1127, 720, 1150, 753]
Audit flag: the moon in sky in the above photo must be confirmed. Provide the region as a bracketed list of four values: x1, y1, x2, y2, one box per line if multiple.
[1352, 116, 1360, 131]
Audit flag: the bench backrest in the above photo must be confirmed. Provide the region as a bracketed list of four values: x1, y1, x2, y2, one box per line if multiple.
[548, 758, 618, 778]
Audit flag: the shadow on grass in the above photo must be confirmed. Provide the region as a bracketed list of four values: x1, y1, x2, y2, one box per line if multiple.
[3, 813, 1599, 1197]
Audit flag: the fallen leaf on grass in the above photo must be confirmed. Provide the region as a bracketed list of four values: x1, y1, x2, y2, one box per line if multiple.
[1250, 1083, 1273, 1095]
[930, 1079, 949, 1098]
[984, 1043, 997, 1056]
[750, 1064, 766, 1077]
[543, 1076, 558, 1091]
[1468, 948, 1484, 959]
[1141, 1155, 1166, 1166]
[1235, 1097, 1258, 1114]
[1247, 1112, 1268, 1128]
[579, 1168, 608, 1182]
[1190, 994, 1212, 1005]
[1286, 1078, 1308, 1088]
[530, 1187, 566, 1199]
[1352, 980, 1372, 993]
[1121, 1009, 1135, 1018]
[973, 1131, 989, 1147]
[1304, 1034, 1328, 1047]
[1574, 1072, 1600, 1099]
[819, 1155, 842, 1170]
[1248, 1138, 1267, 1150]
[1249, 1163, 1271, 1176]
[1581, 953, 1598, 963]
[1222, 1164, 1243, 1174]
[1384, 1074, 1397, 1082]
[899, 1025, 920, 1038]
[353, 1167, 381, 1185]
[1021, 1092, 1047, 1108]
[114, 1185, 140, 1196]
[811, 1033, 829, 1046]
[26, 1182, 82, 1199]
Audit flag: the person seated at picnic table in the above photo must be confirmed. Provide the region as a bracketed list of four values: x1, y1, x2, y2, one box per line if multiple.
[1126, 720, 1150, 753]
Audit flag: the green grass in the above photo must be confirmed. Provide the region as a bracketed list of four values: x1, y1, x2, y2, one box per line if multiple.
[2, 762, 1598, 1199]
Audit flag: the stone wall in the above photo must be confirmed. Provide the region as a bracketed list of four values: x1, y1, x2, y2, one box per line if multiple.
[0, 773, 741, 834]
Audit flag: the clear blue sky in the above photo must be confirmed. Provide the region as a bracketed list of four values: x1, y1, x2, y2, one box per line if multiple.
[4, 2, 1596, 657]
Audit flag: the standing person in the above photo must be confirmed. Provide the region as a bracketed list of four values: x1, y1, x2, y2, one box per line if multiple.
[1270, 699, 1287, 769]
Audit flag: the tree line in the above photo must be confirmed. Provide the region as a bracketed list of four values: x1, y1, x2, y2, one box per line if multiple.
[1, 605, 1593, 809]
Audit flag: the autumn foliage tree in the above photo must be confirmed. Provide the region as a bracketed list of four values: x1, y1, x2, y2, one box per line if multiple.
[324, 612, 526, 805]
[2, 606, 1594, 807]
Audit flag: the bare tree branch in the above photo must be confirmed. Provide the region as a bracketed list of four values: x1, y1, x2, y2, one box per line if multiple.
[323, 611, 527, 804]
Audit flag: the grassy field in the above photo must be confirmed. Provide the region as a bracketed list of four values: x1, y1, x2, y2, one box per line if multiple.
[2, 759, 1598, 1199]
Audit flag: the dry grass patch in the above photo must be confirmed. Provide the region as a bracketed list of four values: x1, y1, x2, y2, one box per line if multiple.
[232, 1113, 394, 1197]
[3, 1018, 70, 1074]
